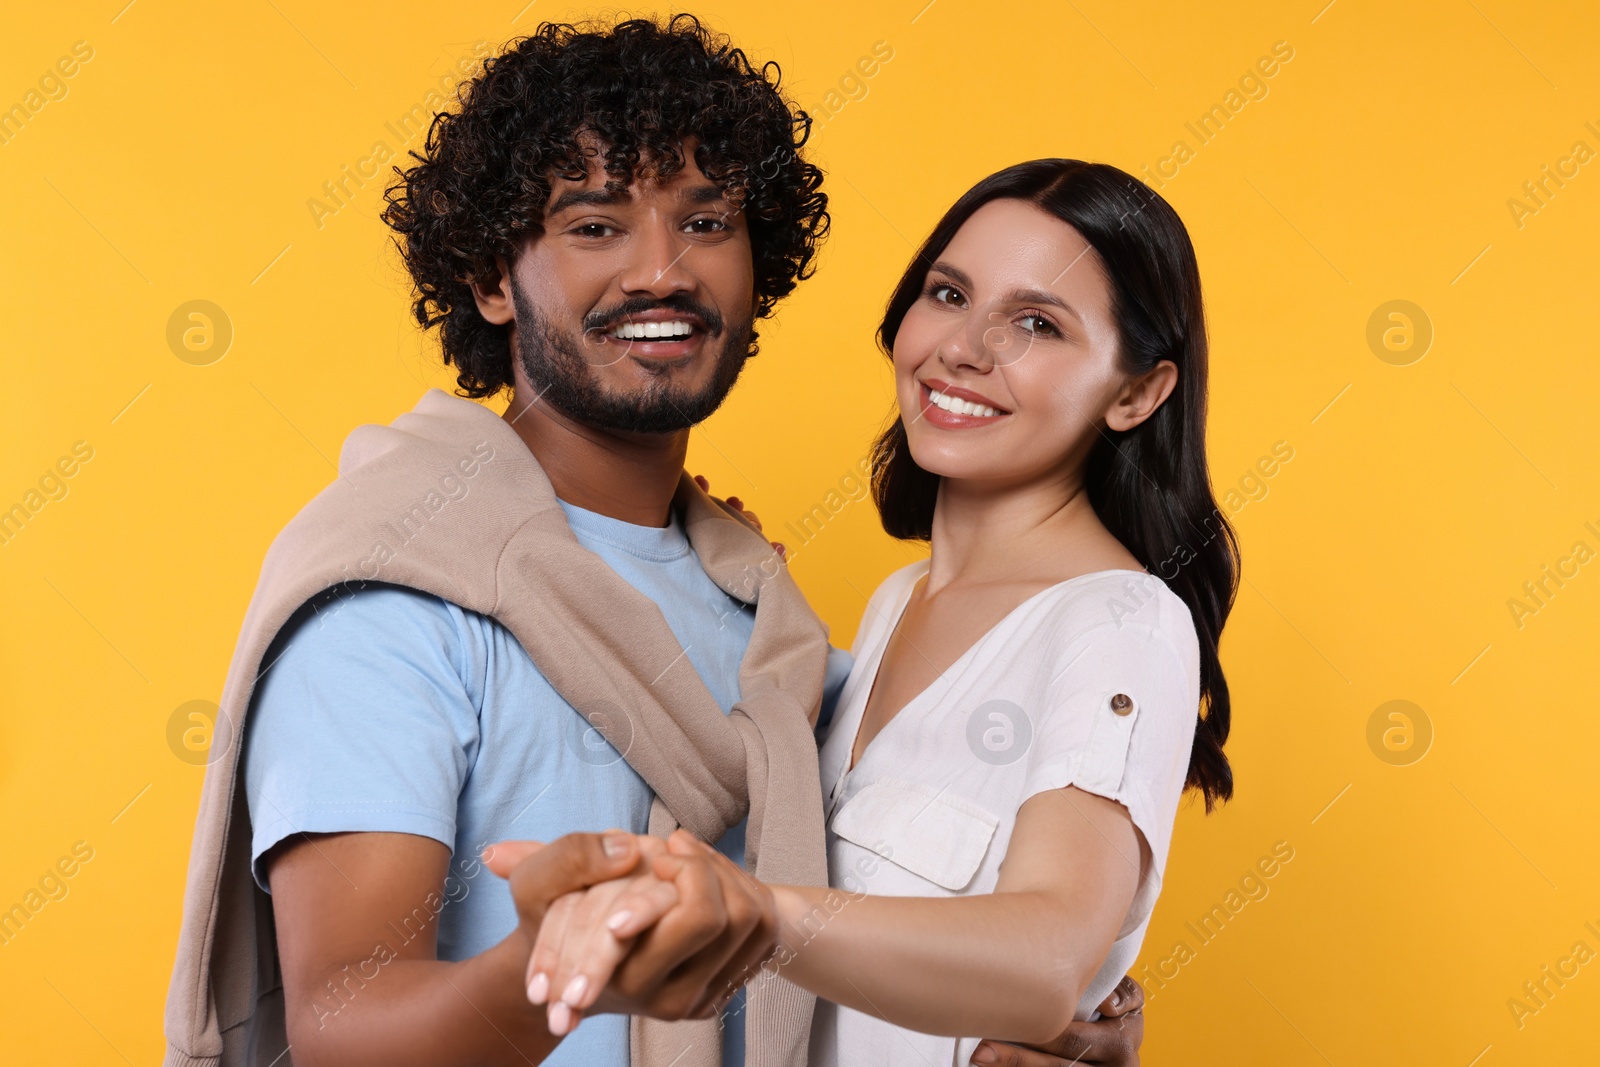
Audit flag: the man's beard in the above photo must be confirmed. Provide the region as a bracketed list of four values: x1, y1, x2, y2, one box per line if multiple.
[510, 280, 755, 434]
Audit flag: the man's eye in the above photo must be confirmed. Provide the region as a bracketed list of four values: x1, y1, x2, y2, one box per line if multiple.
[574, 223, 615, 238]
[687, 217, 729, 234]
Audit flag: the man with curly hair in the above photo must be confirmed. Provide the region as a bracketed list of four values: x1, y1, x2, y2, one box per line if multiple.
[163, 13, 1144, 1067]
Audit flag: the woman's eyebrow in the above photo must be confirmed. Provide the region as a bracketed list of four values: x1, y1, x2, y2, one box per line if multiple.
[1010, 286, 1084, 324]
[927, 261, 1084, 323]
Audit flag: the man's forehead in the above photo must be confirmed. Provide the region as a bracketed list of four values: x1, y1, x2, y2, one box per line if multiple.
[544, 133, 727, 212]
[557, 129, 704, 182]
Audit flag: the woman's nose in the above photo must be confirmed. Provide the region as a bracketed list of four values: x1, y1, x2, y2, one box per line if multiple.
[937, 306, 1026, 372]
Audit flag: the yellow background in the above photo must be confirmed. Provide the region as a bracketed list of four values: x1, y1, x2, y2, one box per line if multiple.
[3, 1, 1598, 1063]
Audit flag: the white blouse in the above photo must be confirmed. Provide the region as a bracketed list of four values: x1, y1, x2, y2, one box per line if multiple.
[808, 559, 1202, 1067]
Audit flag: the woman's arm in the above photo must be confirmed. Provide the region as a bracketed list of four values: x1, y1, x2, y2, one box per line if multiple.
[528, 785, 1144, 1045]
[770, 785, 1144, 1044]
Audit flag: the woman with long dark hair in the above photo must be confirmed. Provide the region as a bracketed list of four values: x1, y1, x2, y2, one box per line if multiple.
[528, 158, 1239, 1065]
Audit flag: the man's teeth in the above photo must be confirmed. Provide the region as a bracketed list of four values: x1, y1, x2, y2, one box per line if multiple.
[928, 387, 1003, 418]
[610, 320, 696, 340]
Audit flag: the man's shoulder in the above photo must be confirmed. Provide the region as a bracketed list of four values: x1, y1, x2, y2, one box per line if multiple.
[263, 581, 492, 680]
[286, 579, 458, 632]
[253, 393, 537, 624]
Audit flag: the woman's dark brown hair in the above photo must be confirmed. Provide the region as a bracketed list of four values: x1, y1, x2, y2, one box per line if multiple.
[870, 159, 1239, 809]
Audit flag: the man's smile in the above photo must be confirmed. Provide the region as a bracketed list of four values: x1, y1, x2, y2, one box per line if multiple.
[596, 307, 717, 360]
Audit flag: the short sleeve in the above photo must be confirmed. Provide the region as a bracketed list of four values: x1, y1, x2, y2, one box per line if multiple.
[241, 583, 484, 892]
[1020, 618, 1200, 885]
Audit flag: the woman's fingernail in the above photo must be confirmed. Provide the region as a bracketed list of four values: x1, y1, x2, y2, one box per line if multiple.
[562, 974, 589, 1005]
[548, 1001, 571, 1035]
[607, 909, 633, 933]
[970, 1043, 997, 1065]
[527, 972, 549, 1004]
[602, 832, 632, 858]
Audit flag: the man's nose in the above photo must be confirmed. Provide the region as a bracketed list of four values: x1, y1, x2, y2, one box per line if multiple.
[618, 220, 696, 300]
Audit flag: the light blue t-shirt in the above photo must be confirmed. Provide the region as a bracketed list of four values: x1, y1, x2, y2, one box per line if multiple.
[242, 496, 853, 1067]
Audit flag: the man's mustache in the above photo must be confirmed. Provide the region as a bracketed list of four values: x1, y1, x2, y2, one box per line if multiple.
[584, 296, 724, 337]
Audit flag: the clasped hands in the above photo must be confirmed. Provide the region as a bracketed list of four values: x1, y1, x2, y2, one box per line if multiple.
[482, 829, 1146, 1067]
[485, 828, 774, 1037]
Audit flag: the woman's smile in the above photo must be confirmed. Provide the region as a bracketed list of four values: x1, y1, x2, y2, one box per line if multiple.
[917, 378, 1012, 428]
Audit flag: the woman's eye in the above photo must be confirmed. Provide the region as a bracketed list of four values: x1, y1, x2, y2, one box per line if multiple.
[927, 282, 964, 306]
[1019, 313, 1058, 336]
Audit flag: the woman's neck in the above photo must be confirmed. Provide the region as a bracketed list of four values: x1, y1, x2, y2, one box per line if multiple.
[924, 470, 1127, 594]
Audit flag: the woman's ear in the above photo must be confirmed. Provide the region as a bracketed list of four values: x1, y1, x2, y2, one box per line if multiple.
[1106, 360, 1178, 432]
[469, 253, 516, 326]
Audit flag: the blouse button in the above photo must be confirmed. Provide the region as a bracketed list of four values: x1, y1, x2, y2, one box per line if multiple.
[1110, 693, 1135, 716]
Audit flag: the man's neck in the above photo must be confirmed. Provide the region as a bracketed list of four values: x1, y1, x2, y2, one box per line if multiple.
[501, 389, 688, 528]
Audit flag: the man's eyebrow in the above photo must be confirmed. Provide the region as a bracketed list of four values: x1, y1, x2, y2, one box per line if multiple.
[683, 183, 731, 205]
[545, 182, 732, 218]
[546, 187, 624, 217]
[926, 260, 1084, 324]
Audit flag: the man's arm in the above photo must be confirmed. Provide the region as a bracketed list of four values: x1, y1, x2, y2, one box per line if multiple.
[266, 829, 644, 1067]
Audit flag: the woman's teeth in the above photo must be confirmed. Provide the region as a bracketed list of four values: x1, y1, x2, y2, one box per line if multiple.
[928, 387, 1003, 418]
[610, 320, 695, 340]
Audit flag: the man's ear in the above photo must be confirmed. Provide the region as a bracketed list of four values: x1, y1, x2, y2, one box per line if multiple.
[469, 253, 516, 326]
[1106, 359, 1178, 433]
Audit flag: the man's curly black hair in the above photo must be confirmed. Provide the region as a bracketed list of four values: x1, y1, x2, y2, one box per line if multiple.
[380, 13, 830, 400]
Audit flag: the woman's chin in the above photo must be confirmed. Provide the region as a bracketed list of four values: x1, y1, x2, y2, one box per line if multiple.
[906, 450, 1009, 485]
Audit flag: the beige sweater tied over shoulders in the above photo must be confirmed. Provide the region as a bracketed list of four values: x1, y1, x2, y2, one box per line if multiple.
[162, 388, 831, 1067]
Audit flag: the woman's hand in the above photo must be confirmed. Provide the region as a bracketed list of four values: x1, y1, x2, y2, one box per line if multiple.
[520, 836, 679, 1036]
[693, 474, 786, 560]
[523, 829, 779, 1034]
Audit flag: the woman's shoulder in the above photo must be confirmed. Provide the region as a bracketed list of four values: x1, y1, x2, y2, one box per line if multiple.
[1039, 567, 1194, 630]
[842, 557, 929, 657]
[1029, 570, 1201, 685]
[862, 557, 931, 612]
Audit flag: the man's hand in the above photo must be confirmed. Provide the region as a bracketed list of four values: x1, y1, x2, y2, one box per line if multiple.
[483, 830, 650, 972]
[495, 835, 679, 1035]
[970, 976, 1145, 1067]
[491, 829, 779, 1033]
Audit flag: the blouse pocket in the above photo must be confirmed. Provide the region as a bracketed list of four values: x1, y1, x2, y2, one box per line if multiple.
[830, 777, 1000, 892]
